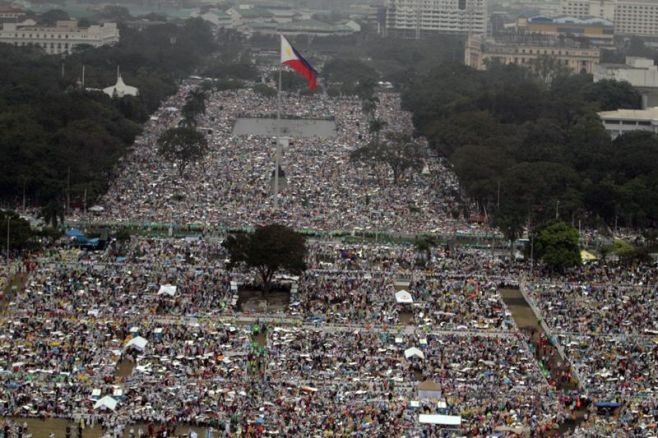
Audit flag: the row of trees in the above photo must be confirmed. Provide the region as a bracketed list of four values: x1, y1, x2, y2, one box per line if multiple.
[0, 16, 220, 216]
[402, 61, 657, 248]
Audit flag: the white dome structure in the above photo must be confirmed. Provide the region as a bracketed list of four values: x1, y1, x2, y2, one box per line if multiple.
[103, 66, 138, 98]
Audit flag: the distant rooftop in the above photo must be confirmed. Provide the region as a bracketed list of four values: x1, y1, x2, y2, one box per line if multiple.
[527, 15, 613, 26]
[235, 7, 273, 18]
[599, 107, 658, 121]
[485, 33, 595, 49]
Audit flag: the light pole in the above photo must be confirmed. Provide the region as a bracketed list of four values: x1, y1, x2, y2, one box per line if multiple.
[273, 137, 288, 209]
[6, 216, 10, 272]
[555, 199, 560, 220]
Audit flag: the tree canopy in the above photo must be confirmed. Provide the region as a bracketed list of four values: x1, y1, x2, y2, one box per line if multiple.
[222, 224, 308, 291]
[532, 221, 581, 272]
[157, 127, 209, 177]
[0, 210, 38, 251]
[402, 61, 656, 230]
[350, 132, 425, 183]
[0, 17, 222, 209]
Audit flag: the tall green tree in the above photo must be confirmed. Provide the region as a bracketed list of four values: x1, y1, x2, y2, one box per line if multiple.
[583, 79, 642, 111]
[39, 9, 70, 26]
[181, 89, 208, 127]
[533, 221, 581, 272]
[351, 132, 425, 183]
[38, 199, 65, 229]
[0, 210, 38, 251]
[222, 224, 308, 292]
[494, 201, 527, 260]
[527, 55, 571, 86]
[157, 127, 209, 177]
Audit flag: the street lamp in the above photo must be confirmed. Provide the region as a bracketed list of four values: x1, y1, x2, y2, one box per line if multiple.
[6, 216, 10, 272]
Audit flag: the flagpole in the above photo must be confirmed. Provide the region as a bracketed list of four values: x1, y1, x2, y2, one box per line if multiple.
[274, 42, 283, 209]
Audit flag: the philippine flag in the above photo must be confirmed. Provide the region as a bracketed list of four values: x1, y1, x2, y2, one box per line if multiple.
[281, 35, 318, 91]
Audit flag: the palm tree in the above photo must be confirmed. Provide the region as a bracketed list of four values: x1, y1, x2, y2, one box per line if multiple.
[39, 199, 65, 228]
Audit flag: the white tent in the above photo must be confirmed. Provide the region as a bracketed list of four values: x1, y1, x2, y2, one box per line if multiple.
[418, 380, 442, 400]
[395, 290, 414, 304]
[94, 396, 118, 411]
[125, 336, 148, 351]
[419, 414, 461, 426]
[404, 347, 425, 360]
[158, 284, 177, 296]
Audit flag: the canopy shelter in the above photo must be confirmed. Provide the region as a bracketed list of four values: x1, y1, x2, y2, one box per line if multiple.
[125, 336, 148, 351]
[158, 284, 177, 296]
[65, 228, 85, 239]
[395, 290, 414, 304]
[94, 396, 118, 411]
[417, 380, 442, 400]
[581, 250, 597, 263]
[404, 347, 425, 360]
[419, 414, 461, 426]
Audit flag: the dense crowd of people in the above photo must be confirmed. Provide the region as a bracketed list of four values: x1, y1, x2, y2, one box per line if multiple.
[523, 263, 658, 436]
[4, 234, 658, 436]
[3, 80, 657, 437]
[86, 85, 487, 235]
[0, 235, 563, 437]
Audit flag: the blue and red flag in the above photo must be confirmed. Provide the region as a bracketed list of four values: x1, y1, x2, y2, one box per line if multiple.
[281, 35, 317, 91]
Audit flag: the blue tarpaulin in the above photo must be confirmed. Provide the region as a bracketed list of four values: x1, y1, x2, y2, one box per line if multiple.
[65, 228, 85, 238]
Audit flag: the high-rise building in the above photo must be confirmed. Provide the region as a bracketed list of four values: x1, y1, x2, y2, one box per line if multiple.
[614, 0, 658, 37]
[561, 0, 658, 37]
[385, 0, 487, 38]
[561, 0, 615, 21]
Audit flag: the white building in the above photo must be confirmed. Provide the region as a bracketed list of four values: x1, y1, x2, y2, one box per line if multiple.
[385, 0, 487, 38]
[561, 0, 658, 37]
[595, 57, 658, 87]
[465, 34, 601, 74]
[0, 20, 119, 55]
[614, 0, 658, 37]
[103, 68, 138, 98]
[0, 5, 26, 23]
[561, 0, 616, 21]
[595, 57, 658, 108]
[598, 107, 658, 138]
